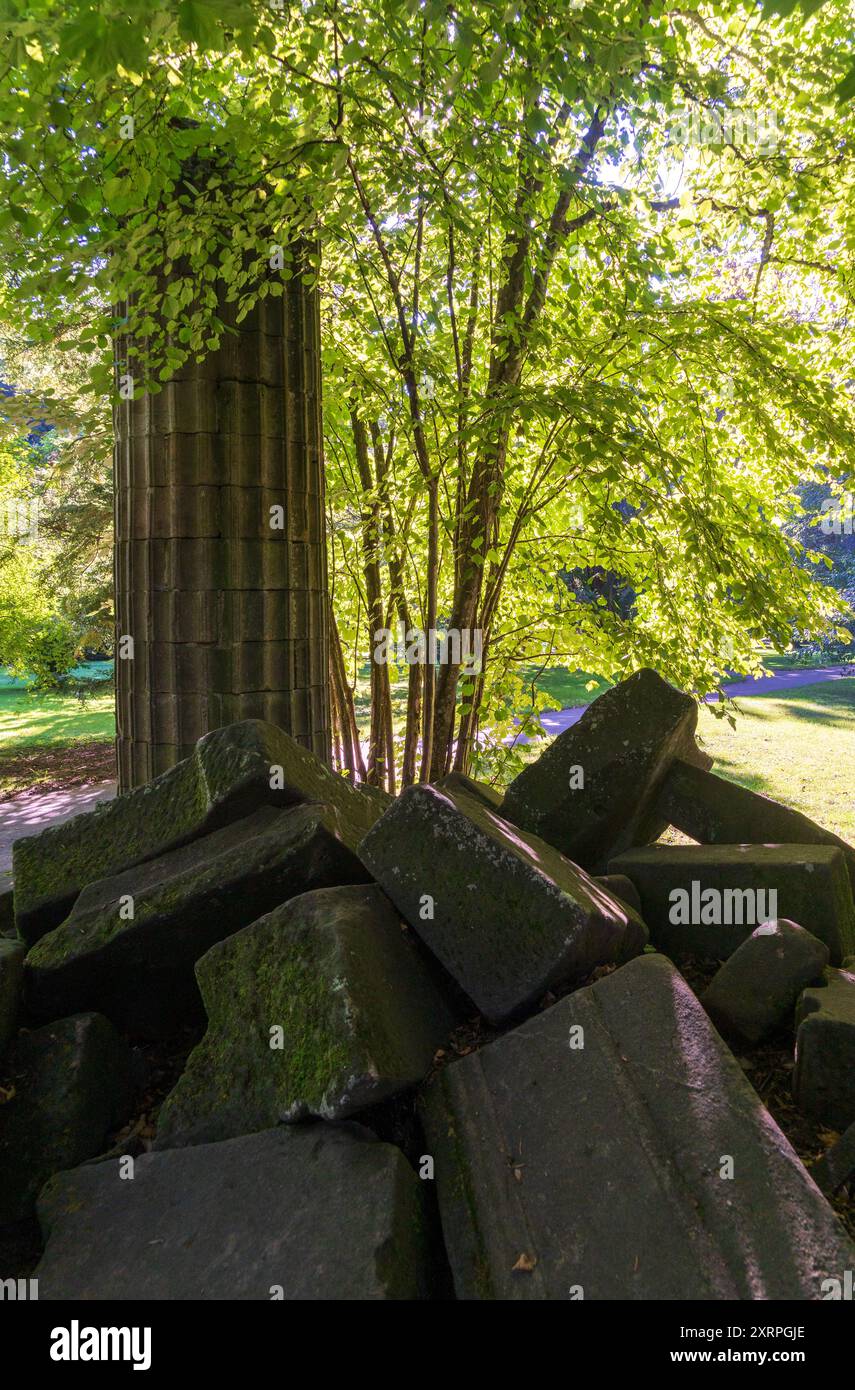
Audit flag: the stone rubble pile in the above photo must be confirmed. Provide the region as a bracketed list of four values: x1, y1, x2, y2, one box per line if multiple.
[2, 668, 855, 1300]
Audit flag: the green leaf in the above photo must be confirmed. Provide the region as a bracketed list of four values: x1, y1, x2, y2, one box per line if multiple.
[837, 60, 855, 103]
[177, 0, 222, 50]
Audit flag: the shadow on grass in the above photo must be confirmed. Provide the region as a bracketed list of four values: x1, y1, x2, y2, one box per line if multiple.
[1, 710, 115, 748]
[730, 681, 855, 731]
[698, 755, 783, 799]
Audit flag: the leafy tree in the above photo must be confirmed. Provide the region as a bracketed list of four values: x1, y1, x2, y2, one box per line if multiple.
[1, 336, 114, 654]
[0, 336, 112, 685]
[762, 0, 855, 101]
[0, 435, 80, 685]
[2, 0, 855, 781]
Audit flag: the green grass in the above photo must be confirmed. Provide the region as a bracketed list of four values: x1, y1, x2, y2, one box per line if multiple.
[351, 661, 855, 841]
[520, 665, 612, 709]
[694, 679, 855, 841]
[349, 660, 613, 723]
[763, 653, 809, 672]
[0, 683, 115, 750]
[488, 650, 807, 719]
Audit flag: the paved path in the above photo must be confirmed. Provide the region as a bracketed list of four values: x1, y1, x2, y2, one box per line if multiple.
[0, 781, 116, 890]
[523, 664, 854, 740]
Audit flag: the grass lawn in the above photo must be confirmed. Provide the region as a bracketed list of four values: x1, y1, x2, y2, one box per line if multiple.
[0, 647, 813, 752]
[519, 665, 612, 709]
[0, 683, 115, 749]
[508, 678, 855, 840]
[0, 672, 116, 793]
[693, 679, 855, 841]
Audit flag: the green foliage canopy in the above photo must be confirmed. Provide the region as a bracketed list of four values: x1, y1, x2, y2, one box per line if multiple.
[2, 1, 855, 775]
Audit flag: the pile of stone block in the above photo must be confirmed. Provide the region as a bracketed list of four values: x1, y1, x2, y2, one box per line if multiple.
[3, 674, 855, 1301]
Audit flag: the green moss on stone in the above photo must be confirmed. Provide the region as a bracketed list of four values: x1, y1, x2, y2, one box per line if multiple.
[156, 917, 355, 1144]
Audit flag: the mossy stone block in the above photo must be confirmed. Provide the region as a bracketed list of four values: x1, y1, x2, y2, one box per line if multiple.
[359, 782, 647, 1025]
[501, 668, 712, 872]
[14, 719, 386, 945]
[36, 1125, 432, 1299]
[25, 803, 370, 1040]
[154, 884, 456, 1149]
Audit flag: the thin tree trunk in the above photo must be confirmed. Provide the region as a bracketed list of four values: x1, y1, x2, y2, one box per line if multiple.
[419, 478, 440, 781]
[371, 421, 420, 787]
[329, 602, 366, 783]
[328, 649, 348, 777]
[348, 154, 438, 782]
[351, 408, 393, 789]
[430, 111, 609, 778]
[453, 627, 490, 774]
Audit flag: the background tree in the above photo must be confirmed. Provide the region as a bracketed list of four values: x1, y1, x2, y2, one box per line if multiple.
[0, 338, 114, 673]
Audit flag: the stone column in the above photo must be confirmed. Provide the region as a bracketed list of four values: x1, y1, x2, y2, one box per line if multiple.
[114, 264, 330, 790]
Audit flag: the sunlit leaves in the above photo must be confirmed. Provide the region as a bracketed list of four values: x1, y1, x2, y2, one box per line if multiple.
[0, 0, 854, 745]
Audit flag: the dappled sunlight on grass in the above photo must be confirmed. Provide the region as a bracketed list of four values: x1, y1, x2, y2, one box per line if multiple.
[0, 686, 115, 749]
[696, 679, 855, 841]
[723, 684, 855, 731]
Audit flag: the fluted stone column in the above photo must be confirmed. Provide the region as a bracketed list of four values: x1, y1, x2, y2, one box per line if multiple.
[114, 267, 330, 790]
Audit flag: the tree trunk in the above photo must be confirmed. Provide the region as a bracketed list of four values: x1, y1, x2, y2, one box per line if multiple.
[114, 256, 330, 789]
[329, 598, 367, 783]
[351, 408, 393, 790]
[371, 421, 420, 787]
